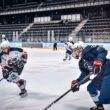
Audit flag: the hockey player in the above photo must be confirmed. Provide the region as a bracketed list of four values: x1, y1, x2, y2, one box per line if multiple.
[0, 41, 28, 97]
[0, 34, 10, 52]
[1, 34, 9, 43]
[63, 41, 74, 61]
[71, 41, 110, 110]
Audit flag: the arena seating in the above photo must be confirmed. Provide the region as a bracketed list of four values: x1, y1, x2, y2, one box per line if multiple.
[0, 0, 109, 42]
[0, 23, 29, 41]
[21, 20, 80, 42]
[0, 23, 29, 31]
[77, 17, 110, 41]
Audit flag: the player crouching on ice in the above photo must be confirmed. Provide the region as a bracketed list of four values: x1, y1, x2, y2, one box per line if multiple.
[71, 41, 110, 110]
[0, 41, 28, 97]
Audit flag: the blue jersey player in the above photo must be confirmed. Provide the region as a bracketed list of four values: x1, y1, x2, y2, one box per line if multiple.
[71, 41, 110, 110]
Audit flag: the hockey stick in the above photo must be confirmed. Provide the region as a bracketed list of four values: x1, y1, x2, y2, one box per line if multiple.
[0, 78, 4, 81]
[43, 72, 93, 110]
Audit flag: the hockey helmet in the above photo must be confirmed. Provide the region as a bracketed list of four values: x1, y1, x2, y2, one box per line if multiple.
[72, 41, 85, 49]
[2, 34, 6, 38]
[68, 37, 73, 41]
[0, 41, 10, 49]
[72, 41, 85, 59]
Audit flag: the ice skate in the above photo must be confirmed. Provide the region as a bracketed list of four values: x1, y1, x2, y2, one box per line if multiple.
[18, 80, 27, 97]
[63, 58, 66, 61]
[68, 57, 71, 61]
[90, 105, 104, 110]
[19, 89, 28, 98]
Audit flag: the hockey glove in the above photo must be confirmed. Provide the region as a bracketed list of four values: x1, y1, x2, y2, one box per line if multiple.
[93, 59, 103, 74]
[71, 80, 79, 92]
[83, 61, 93, 71]
[17, 60, 26, 68]
[2, 68, 10, 79]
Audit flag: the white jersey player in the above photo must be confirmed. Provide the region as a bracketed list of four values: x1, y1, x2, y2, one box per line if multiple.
[63, 41, 74, 61]
[0, 41, 28, 97]
[2, 34, 9, 43]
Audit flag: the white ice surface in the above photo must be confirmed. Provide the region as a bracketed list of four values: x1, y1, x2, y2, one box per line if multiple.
[0, 48, 110, 110]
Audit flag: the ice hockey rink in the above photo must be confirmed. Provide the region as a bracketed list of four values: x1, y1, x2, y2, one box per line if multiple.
[0, 48, 110, 110]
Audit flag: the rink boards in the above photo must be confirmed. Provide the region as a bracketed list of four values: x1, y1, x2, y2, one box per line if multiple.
[7, 42, 110, 50]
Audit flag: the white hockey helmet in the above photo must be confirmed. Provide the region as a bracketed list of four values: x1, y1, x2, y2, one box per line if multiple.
[2, 34, 6, 38]
[0, 41, 10, 49]
[72, 41, 85, 49]
[72, 41, 85, 59]
[68, 37, 73, 41]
